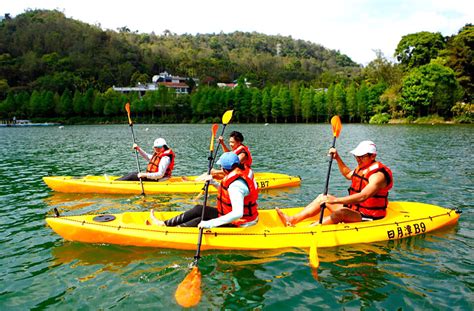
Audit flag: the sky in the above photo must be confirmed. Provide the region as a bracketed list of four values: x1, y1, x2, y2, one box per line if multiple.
[3, 0, 473, 65]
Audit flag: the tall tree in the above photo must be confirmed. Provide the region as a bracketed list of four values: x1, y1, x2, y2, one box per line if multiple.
[261, 87, 272, 123]
[346, 82, 357, 122]
[443, 24, 474, 102]
[333, 83, 346, 119]
[357, 82, 369, 122]
[401, 63, 461, 117]
[250, 88, 262, 123]
[395, 31, 446, 69]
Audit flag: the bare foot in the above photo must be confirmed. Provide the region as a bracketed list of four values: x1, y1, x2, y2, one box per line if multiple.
[148, 209, 166, 226]
[275, 207, 294, 227]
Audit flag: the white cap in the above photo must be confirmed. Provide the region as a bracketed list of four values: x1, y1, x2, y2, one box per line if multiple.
[350, 140, 377, 156]
[153, 138, 167, 147]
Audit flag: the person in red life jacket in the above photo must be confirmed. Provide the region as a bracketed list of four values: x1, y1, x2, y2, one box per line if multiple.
[148, 152, 259, 228]
[117, 137, 175, 182]
[276, 140, 393, 226]
[211, 131, 253, 179]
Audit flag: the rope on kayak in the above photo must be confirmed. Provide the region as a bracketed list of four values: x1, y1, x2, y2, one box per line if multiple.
[48, 210, 459, 237]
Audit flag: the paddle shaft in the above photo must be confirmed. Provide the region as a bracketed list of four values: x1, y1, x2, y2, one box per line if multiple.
[129, 123, 145, 195]
[194, 124, 230, 262]
[319, 135, 337, 224]
[194, 149, 215, 261]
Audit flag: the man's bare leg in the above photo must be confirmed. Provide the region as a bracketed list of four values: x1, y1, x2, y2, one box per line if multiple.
[276, 198, 322, 226]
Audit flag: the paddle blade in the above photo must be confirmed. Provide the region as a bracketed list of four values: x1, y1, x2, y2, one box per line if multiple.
[309, 233, 320, 268]
[210, 123, 219, 152]
[175, 266, 202, 308]
[222, 110, 234, 125]
[125, 103, 133, 125]
[330, 115, 342, 138]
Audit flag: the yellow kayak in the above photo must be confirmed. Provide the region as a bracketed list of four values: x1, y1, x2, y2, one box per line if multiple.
[46, 202, 460, 250]
[42, 172, 301, 194]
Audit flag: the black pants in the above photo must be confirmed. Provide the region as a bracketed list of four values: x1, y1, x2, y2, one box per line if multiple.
[116, 171, 155, 181]
[165, 205, 235, 227]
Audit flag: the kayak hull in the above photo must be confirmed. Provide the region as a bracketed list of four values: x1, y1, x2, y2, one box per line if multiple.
[43, 172, 301, 194]
[46, 202, 460, 250]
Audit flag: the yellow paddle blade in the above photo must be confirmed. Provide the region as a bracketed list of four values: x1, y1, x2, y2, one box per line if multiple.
[210, 123, 219, 152]
[125, 103, 132, 125]
[175, 266, 202, 308]
[330, 115, 342, 138]
[222, 110, 234, 125]
[309, 233, 320, 268]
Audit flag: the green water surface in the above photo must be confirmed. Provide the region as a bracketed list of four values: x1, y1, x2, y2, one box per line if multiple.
[0, 124, 472, 310]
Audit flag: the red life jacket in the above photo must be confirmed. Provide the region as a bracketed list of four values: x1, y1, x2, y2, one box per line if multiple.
[217, 166, 258, 226]
[146, 148, 175, 178]
[234, 144, 253, 167]
[348, 161, 393, 219]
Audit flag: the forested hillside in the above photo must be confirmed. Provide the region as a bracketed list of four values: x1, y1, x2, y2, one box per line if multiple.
[0, 10, 472, 124]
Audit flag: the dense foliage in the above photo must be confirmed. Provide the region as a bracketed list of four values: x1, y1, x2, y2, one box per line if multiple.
[0, 10, 472, 123]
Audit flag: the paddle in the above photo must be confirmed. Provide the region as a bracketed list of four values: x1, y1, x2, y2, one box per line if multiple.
[308, 116, 341, 269]
[125, 103, 145, 196]
[318, 115, 342, 224]
[175, 111, 233, 308]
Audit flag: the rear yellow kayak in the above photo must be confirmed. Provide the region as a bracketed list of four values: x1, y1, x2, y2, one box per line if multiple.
[46, 202, 460, 250]
[43, 172, 301, 194]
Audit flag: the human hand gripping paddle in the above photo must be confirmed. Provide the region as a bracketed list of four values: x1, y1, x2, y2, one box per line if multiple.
[125, 103, 145, 196]
[309, 115, 342, 269]
[175, 110, 233, 308]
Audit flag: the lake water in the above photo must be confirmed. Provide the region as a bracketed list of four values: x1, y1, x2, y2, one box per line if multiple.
[0, 123, 473, 309]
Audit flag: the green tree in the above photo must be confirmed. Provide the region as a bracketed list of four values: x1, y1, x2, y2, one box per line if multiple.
[400, 63, 461, 117]
[357, 82, 369, 122]
[443, 24, 474, 102]
[300, 88, 313, 123]
[368, 82, 388, 115]
[0, 79, 9, 98]
[261, 87, 272, 123]
[270, 85, 281, 122]
[92, 93, 105, 116]
[333, 83, 346, 119]
[250, 88, 262, 122]
[314, 90, 327, 122]
[363, 50, 404, 86]
[57, 89, 73, 116]
[83, 88, 95, 116]
[326, 84, 335, 117]
[72, 90, 85, 116]
[0, 92, 16, 118]
[28, 90, 42, 117]
[346, 82, 357, 122]
[395, 31, 446, 69]
[279, 87, 293, 123]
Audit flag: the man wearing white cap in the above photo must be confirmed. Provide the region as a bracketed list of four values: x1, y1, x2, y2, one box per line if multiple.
[117, 137, 175, 181]
[276, 140, 393, 226]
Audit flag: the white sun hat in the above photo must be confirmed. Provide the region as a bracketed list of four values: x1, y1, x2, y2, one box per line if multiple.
[350, 140, 377, 156]
[153, 138, 167, 147]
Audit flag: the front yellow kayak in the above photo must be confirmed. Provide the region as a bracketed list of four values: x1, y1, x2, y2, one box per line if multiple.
[46, 202, 460, 250]
[43, 172, 301, 194]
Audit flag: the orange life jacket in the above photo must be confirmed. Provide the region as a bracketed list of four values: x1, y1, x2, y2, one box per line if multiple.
[234, 144, 253, 167]
[146, 148, 175, 178]
[217, 166, 258, 226]
[348, 161, 393, 219]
